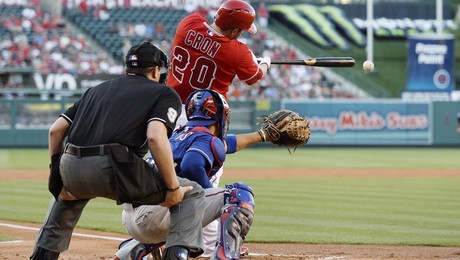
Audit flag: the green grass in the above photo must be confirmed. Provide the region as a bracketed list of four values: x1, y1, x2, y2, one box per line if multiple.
[1, 177, 459, 246]
[0, 180, 125, 233]
[0, 149, 50, 169]
[1, 147, 460, 169]
[0, 235, 14, 241]
[225, 147, 460, 169]
[241, 178, 460, 246]
[1, 148, 459, 246]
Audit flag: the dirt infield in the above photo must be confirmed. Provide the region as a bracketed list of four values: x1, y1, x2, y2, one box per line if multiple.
[1, 169, 460, 260]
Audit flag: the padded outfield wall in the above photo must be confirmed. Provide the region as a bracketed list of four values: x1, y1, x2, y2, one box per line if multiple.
[0, 99, 459, 147]
[283, 100, 460, 146]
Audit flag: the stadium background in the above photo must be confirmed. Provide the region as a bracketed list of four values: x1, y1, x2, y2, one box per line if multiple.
[1, 0, 460, 147]
[1, 1, 460, 259]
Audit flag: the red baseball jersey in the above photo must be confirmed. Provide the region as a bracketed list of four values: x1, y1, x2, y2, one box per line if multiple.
[167, 13, 263, 103]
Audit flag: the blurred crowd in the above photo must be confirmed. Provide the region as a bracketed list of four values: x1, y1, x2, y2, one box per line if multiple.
[0, 5, 123, 77]
[0, 4, 360, 100]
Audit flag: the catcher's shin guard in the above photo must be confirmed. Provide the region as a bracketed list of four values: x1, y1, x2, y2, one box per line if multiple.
[214, 182, 255, 259]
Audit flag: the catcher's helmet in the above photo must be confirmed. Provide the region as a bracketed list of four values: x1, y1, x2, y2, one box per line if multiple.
[185, 89, 231, 140]
[214, 0, 257, 34]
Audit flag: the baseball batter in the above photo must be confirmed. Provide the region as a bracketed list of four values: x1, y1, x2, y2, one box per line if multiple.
[168, 0, 271, 103]
[166, 0, 271, 256]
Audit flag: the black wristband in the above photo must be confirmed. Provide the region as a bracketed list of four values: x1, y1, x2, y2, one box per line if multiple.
[167, 185, 180, 192]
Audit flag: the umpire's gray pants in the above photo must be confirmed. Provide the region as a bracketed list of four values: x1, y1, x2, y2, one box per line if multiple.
[32, 153, 205, 256]
[116, 187, 225, 259]
[33, 153, 115, 252]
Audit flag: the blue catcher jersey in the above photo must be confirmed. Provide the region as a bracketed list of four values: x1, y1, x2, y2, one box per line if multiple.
[155, 126, 226, 188]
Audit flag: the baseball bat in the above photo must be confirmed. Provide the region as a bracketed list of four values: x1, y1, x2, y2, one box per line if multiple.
[271, 57, 355, 67]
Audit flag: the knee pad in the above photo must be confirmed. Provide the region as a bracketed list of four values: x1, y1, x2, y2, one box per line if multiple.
[215, 182, 255, 259]
[224, 182, 254, 208]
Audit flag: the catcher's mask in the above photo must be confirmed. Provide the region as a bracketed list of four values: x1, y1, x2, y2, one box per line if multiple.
[185, 89, 231, 140]
[214, 0, 257, 34]
[125, 41, 170, 84]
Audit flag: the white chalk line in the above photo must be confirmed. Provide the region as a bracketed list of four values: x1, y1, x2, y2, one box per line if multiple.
[0, 239, 24, 244]
[0, 222, 346, 259]
[250, 252, 346, 259]
[0, 222, 124, 241]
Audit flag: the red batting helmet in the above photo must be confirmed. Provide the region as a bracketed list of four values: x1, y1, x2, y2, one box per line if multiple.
[214, 0, 257, 34]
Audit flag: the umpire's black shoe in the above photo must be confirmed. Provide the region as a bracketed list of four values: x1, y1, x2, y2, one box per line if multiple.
[30, 246, 60, 260]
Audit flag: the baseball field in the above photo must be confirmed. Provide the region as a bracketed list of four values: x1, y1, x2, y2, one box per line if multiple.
[1, 147, 460, 259]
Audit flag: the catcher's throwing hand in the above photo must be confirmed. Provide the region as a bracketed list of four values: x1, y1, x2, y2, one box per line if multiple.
[258, 110, 310, 149]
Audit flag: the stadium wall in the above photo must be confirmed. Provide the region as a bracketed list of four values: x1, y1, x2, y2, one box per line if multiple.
[1, 99, 459, 148]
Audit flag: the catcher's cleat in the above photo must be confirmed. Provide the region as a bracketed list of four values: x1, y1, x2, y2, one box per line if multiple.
[118, 237, 134, 249]
[137, 243, 165, 260]
[116, 238, 165, 260]
[240, 245, 250, 257]
[146, 245, 165, 260]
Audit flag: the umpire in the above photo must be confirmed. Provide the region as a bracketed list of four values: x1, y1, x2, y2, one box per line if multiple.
[30, 42, 205, 259]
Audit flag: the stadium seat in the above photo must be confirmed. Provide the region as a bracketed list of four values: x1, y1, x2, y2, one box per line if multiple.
[62, 7, 188, 62]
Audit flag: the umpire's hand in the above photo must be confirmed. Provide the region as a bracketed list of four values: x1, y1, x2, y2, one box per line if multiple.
[160, 186, 193, 208]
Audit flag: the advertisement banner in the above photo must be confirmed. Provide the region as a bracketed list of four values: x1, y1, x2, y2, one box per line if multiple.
[406, 34, 455, 93]
[284, 100, 431, 145]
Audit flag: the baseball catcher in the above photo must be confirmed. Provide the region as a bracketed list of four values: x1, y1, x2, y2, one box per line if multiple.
[258, 109, 310, 152]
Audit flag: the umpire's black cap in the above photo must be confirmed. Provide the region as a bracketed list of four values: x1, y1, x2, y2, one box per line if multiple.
[125, 42, 168, 69]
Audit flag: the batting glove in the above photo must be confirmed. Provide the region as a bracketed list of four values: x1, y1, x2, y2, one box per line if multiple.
[257, 56, 271, 69]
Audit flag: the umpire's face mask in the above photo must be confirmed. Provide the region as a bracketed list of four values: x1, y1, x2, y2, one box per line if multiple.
[159, 66, 168, 84]
[158, 48, 169, 84]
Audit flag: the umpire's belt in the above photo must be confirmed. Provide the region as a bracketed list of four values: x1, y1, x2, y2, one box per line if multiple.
[65, 143, 128, 157]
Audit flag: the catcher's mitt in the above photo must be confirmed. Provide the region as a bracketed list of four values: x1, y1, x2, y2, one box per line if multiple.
[258, 110, 310, 150]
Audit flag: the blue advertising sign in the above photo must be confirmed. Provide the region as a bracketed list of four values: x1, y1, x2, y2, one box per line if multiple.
[406, 34, 455, 93]
[284, 100, 431, 145]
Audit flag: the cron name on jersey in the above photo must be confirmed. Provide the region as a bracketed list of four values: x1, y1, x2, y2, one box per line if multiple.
[185, 30, 221, 58]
